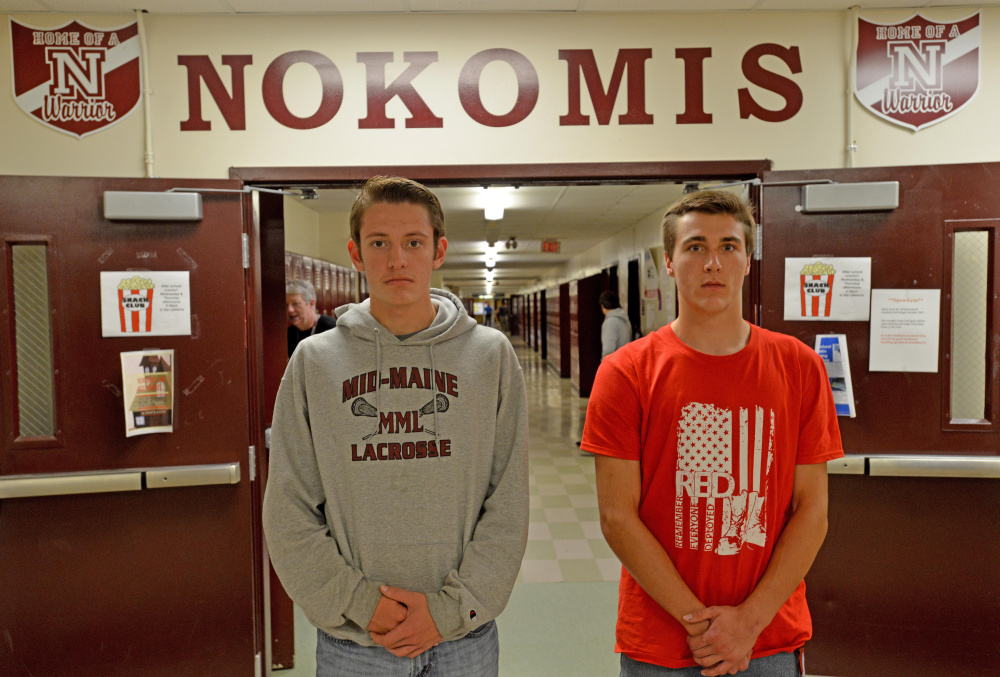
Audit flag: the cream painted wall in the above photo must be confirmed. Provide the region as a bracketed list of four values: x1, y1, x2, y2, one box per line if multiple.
[282, 195, 320, 257]
[317, 211, 352, 268]
[3, 8, 998, 180]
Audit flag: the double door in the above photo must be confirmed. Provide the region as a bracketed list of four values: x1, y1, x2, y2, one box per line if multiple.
[0, 176, 266, 676]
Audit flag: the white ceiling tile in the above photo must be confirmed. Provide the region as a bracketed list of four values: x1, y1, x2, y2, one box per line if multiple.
[25, 0, 235, 14]
[580, 0, 758, 11]
[229, 0, 409, 13]
[412, 0, 578, 10]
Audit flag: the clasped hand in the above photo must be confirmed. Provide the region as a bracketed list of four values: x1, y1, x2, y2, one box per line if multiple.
[367, 585, 443, 658]
[683, 606, 758, 676]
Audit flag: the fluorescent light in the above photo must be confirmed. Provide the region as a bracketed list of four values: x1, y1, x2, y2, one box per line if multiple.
[486, 269, 495, 282]
[482, 189, 509, 221]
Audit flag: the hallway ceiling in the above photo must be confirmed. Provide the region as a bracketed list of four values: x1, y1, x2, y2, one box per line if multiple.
[3, 0, 996, 13]
[299, 181, 710, 297]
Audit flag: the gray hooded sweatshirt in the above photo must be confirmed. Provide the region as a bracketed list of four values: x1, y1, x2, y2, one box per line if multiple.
[601, 307, 632, 359]
[263, 289, 529, 645]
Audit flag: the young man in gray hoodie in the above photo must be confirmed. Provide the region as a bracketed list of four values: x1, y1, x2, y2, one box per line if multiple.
[599, 290, 632, 360]
[263, 176, 529, 677]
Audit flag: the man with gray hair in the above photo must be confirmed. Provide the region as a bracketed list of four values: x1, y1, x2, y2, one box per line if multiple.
[287, 278, 337, 357]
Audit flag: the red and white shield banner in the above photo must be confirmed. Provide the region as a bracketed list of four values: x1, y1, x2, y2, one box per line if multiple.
[8, 19, 142, 138]
[854, 12, 980, 131]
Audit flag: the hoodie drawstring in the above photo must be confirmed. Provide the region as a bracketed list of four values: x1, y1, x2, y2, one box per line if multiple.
[372, 328, 383, 441]
[429, 343, 441, 454]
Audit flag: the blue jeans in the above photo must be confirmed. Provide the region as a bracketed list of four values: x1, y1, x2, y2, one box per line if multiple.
[620, 650, 801, 677]
[316, 621, 498, 677]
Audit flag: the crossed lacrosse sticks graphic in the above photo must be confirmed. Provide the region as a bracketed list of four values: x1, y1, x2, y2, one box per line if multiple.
[351, 393, 450, 439]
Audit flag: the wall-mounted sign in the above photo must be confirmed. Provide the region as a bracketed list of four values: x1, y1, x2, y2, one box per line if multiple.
[783, 257, 871, 321]
[541, 239, 560, 253]
[9, 19, 142, 138]
[100, 271, 191, 337]
[855, 12, 980, 131]
[815, 334, 856, 418]
[869, 289, 941, 373]
[121, 349, 174, 437]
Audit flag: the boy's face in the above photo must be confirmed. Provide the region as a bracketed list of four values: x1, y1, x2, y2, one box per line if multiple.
[348, 202, 447, 317]
[665, 211, 751, 318]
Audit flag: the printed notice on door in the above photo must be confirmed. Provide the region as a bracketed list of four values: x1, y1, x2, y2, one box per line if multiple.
[121, 350, 174, 437]
[869, 289, 941, 372]
[783, 257, 871, 321]
[100, 271, 191, 337]
[815, 334, 856, 417]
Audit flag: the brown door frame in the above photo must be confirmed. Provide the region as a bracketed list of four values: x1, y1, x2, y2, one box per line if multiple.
[231, 160, 771, 665]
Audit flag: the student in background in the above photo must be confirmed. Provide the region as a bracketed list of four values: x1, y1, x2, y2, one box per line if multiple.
[599, 290, 632, 360]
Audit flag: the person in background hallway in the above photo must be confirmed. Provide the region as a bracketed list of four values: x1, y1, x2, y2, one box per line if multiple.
[287, 279, 337, 357]
[264, 176, 529, 677]
[496, 302, 508, 333]
[581, 190, 843, 677]
[599, 291, 632, 360]
[484, 302, 493, 327]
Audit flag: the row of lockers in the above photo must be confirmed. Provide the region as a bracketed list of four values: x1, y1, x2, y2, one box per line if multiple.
[285, 252, 368, 316]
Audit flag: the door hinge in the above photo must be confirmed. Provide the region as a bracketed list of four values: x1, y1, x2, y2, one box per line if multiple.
[242, 233, 250, 269]
[249, 445, 256, 482]
[754, 224, 762, 261]
[255, 651, 263, 677]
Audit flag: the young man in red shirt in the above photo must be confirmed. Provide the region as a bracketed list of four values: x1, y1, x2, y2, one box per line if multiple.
[581, 190, 843, 677]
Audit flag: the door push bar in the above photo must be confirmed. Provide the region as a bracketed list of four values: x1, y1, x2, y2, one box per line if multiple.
[827, 455, 1000, 479]
[0, 463, 240, 500]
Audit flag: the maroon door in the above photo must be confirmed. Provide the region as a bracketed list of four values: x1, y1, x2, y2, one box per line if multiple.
[0, 176, 264, 676]
[758, 163, 1000, 677]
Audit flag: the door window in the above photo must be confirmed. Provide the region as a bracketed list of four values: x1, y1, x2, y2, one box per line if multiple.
[10, 243, 56, 439]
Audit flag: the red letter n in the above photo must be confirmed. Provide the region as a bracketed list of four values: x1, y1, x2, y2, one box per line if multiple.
[559, 49, 653, 126]
[177, 55, 253, 131]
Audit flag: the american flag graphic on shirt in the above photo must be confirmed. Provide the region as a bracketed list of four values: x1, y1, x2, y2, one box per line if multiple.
[673, 402, 775, 555]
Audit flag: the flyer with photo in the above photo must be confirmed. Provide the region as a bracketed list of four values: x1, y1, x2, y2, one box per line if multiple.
[121, 350, 174, 437]
[815, 334, 856, 417]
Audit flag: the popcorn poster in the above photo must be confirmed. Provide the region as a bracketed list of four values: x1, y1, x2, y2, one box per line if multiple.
[100, 271, 191, 337]
[783, 258, 872, 321]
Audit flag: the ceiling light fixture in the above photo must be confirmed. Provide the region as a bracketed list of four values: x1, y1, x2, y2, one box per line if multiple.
[482, 188, 508, 221]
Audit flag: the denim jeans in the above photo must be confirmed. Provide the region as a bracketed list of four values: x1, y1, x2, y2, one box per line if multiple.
[316, 620, 498, 677]
[620, 650, 801, 677]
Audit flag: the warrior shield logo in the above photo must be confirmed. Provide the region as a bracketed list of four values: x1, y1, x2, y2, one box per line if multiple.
[9, 19, 142, 138]
[854, 12, 980, 131]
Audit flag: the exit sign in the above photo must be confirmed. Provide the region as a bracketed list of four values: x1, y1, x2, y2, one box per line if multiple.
[542, 240, 560, 253]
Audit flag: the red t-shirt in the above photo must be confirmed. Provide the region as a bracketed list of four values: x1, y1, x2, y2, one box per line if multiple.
[581, 324, 843, 669]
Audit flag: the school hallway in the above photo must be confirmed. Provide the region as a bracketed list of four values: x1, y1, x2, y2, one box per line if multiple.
[270, 335, 623, 676]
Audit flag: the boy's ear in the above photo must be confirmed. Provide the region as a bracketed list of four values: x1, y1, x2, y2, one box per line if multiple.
[348, 240, 364, 271]
[433, 236, 448, 269]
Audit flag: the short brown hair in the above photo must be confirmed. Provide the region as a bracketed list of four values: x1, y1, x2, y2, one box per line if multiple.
[661, 189, 756, 260]
[349, 176, 446, 247]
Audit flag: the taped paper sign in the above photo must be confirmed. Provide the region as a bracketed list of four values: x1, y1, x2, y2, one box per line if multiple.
[101, 271, 191, 337]
[784, 258, 871, 321]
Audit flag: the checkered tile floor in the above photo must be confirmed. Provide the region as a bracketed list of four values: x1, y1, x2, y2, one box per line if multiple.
[512, 338, 623, 584]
